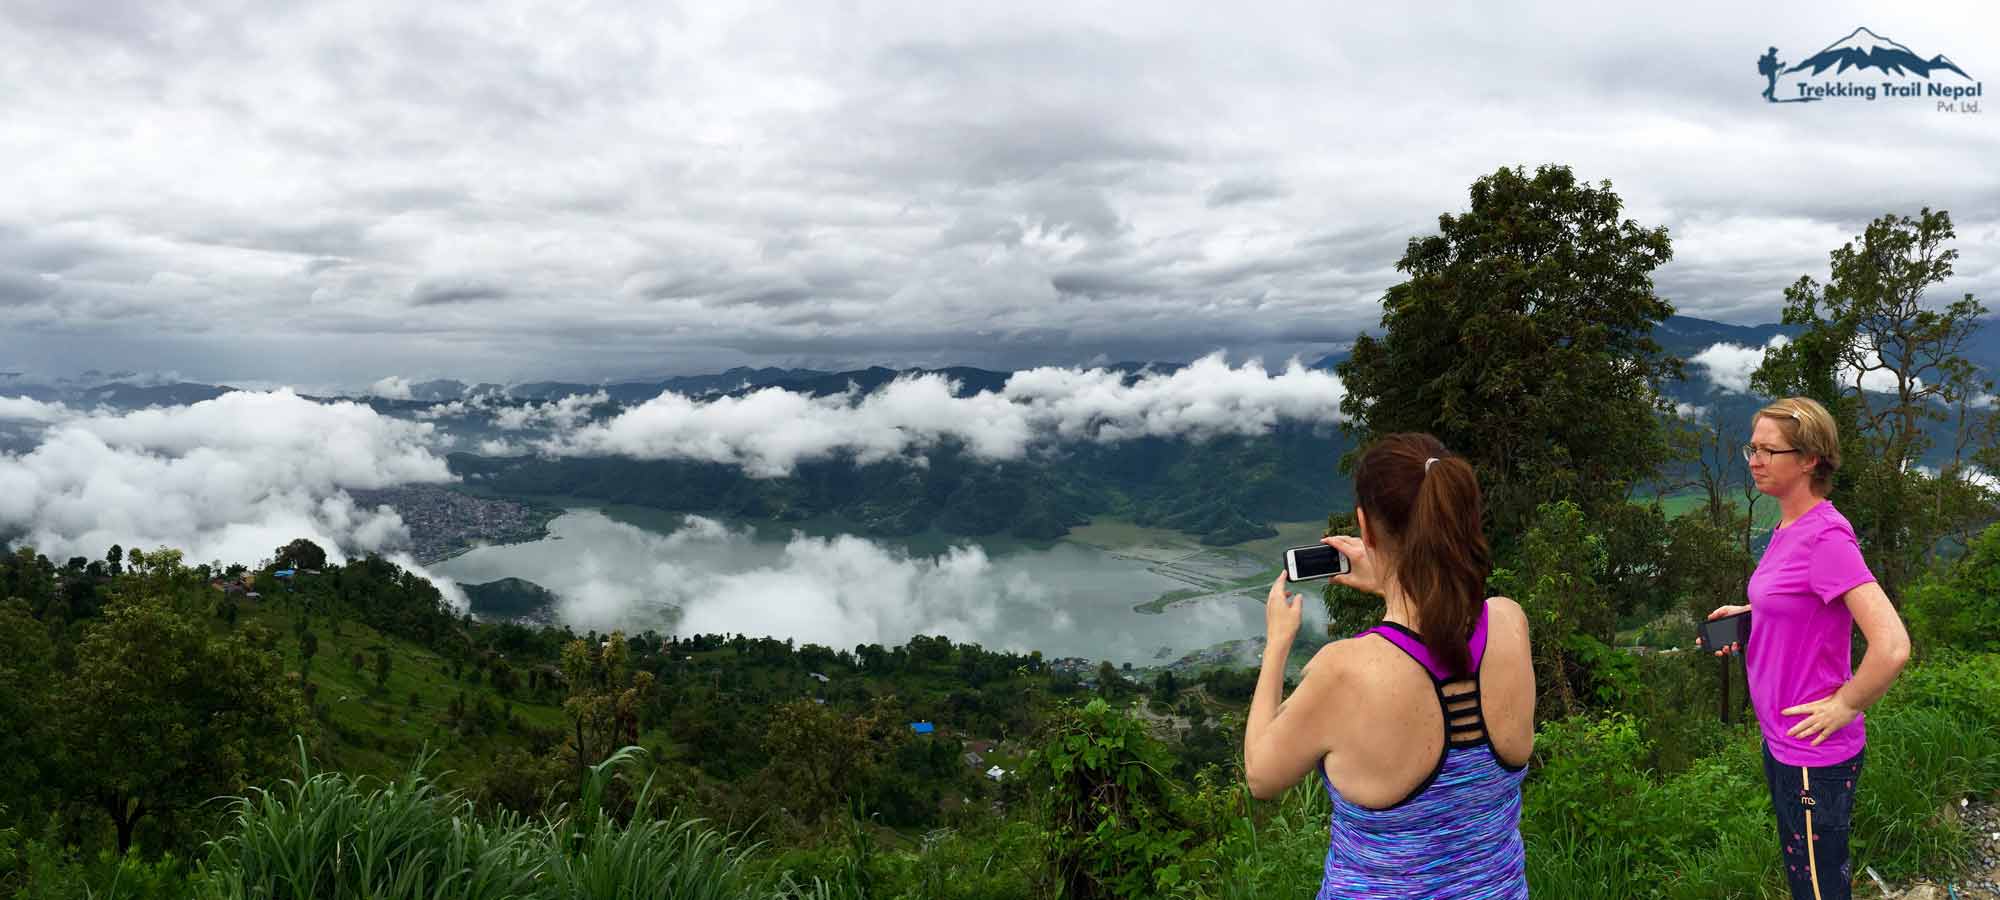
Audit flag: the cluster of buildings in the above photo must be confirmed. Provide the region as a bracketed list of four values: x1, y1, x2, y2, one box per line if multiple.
[347, 486, 551, 563]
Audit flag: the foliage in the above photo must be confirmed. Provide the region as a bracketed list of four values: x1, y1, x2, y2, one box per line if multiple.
[59, 585, 307, 853]
[1494, 500, 1611, 716]
[1336, 164, 1680, 549]
[1026, 698, 1200, 899]
[559, 632, 655, 796]
[200, 744, 760, 900]
[269, 539, 327, 572]
[760, 699, 889, 826]
[0, 600, 56, 822]
[1753, 207, 1996, 598]
[1904, 520, 2000, 652]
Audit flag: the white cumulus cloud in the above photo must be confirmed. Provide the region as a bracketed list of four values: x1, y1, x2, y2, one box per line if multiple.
[0, 396, 75, 423]
[545, 354, 1345, 477]
[0, 390, 455, 566]
[493, 390, 608, 431]
[367, 376, 415, 400]
[1690, 336, 1790, 395]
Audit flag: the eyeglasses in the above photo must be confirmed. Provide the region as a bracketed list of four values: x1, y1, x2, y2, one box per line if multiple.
[1741, 444, 1802, 463]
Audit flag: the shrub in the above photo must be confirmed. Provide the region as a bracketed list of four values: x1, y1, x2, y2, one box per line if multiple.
[1026, 698, 1201, 899]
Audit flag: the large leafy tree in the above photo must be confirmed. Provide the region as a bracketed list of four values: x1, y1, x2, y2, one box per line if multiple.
[59, 584, 305, 853]
[271, 538, 327, 572]
[1753, 208, 1995, 598]
[1337, 165, 1681, 547]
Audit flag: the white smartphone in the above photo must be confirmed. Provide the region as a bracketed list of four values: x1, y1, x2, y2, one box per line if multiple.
[1284, 543, 1350, 582]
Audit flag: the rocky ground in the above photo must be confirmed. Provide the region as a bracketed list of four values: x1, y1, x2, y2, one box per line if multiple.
[1868, 795, 2000, 899]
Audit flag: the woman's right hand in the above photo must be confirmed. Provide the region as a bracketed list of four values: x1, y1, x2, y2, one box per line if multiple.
[1699, 604, 1751, 657]
[1324, 535, 1385, 597]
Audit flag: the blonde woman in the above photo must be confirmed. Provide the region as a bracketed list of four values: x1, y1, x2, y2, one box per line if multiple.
[1702, 397, 1910, 900]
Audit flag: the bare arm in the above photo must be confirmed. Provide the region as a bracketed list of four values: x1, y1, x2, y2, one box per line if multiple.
[1243, 642, 1343, 800]
[1834, 581, 1910, 712]
[1782, 580, 1911, 745]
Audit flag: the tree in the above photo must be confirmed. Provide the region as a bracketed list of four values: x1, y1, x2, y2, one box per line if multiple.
[1904, 521, 2000, 652]
[759, 698, 884, 824]
[373, 647, 392, 693]
[298, 629, 319, 691]
[1336, 165, 1681, 547]
[0, 601, 54, 818]
[59, 593, 306, 853]
[1095, 660, 1126, 697]
[1657, 512, 1755, 721]
[1754, 208, 1995, 598]
[271, 539, 327, 572]
[560, 633, 655, 796]
[1493, 501, 1611, 717]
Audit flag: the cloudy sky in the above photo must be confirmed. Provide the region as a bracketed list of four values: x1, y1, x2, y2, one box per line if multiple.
[3, 0, 1997, 387]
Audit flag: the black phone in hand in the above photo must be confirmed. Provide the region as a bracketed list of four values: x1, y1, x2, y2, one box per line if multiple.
[1697, 610, 1750, 651]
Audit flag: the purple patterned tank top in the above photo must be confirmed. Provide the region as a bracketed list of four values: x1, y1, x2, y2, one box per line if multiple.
[1316, 601, 1529, 899]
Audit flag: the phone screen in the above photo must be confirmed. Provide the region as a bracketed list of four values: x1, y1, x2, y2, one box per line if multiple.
[1286, 544, 1346, 581]
[1698, 611, 1750, 649]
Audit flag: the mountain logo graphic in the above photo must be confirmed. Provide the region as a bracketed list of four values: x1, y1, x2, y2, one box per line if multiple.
[1758, 27, 1978, 105]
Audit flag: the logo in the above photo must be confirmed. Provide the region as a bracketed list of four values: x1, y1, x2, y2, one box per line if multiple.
[1758, 27, 1980, 113]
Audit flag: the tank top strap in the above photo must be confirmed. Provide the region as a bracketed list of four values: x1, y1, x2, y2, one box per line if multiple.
[1354, 600, 1492, 682]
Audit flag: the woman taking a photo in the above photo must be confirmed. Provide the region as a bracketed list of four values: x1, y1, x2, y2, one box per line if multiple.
[1703, 396, 1911, 900]
[1243, 432, 1533, 899]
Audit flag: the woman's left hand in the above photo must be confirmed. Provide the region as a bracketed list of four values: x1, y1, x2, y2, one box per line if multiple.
[1265, 571, 1303, 646]
[1782, 693, 1860, 746]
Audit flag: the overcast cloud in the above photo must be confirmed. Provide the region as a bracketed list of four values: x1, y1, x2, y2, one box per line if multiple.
[1, 1, 1996, 386]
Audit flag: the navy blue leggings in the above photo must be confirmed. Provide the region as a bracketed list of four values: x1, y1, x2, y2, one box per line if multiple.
[1762, 744, 1864, 900]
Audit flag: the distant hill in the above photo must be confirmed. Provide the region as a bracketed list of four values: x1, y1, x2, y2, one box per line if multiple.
[77, 382, 237, 409]
[461, 577, 560, 622]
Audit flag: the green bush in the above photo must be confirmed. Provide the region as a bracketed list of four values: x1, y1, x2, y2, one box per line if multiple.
[1904, 523, 2000, 653]
[1026, 698, 1201, 899]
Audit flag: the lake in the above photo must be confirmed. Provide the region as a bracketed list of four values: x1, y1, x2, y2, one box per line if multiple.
[432, 506, 1303, 666]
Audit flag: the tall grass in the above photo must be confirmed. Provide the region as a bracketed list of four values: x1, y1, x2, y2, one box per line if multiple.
[199, 743, 765, 900]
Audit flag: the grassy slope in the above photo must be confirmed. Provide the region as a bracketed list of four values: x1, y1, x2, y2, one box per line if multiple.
[234, 598, 682, 787]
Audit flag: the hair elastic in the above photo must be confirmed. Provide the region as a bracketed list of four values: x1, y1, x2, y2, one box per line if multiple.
[1425, 457, 1440, 472]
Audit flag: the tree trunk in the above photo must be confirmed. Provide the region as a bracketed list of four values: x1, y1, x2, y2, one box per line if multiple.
[574, 718, 587, 799]
[105, 795, 141, 855]
[1718, 659, 1731, 725]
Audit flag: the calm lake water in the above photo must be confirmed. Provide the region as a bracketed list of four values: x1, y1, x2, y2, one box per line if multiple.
[433, 507, 1275, 666]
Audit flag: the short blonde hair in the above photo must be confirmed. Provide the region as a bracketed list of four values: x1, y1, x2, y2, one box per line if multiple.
[1755, 397, 1841, 495]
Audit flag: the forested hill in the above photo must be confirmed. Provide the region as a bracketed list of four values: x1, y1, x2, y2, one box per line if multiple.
[452, 424, 1349, 545]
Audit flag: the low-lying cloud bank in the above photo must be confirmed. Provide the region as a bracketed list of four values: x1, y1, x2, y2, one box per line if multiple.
[0, 389, 454, 569]
[0, 396, 76, 424]
[544, 354, 1346, 477]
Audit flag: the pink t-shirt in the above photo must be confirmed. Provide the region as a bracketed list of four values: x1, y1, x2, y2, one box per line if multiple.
[1746, 500, 1875, 766]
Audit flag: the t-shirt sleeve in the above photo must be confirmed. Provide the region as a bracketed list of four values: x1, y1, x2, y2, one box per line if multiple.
[1808, 528, 1874, 605]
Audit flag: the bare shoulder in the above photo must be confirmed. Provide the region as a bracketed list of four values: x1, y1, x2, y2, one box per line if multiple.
[1303, 633, 1415, 695]
[1300, 635, 1385, 686]
[1485, 596, 1528, 632]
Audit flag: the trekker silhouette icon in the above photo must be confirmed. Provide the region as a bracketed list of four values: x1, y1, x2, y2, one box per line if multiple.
[1758, 47, 1820, 103]
[1759, 47, 1782, 101]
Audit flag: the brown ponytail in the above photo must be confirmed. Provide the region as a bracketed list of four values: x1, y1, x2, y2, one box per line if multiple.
[1352, 433, 1492, 678]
